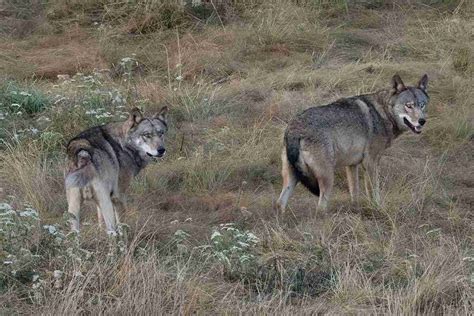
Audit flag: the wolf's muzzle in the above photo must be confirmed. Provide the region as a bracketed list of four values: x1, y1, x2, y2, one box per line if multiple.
[158, 147, 166, 156]
[147, 147, 166, 158]
[403, 117, 422, 134]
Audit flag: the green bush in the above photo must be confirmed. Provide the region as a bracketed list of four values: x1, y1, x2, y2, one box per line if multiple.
[209, 223, 260, 280]
[0, 202, 41, 291]
[0, 202, 92, 297]
[0, 81, 51, 115]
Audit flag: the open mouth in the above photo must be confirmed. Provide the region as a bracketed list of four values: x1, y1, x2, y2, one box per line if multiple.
[146, 153, 164, 158]
[403, 117, 422, 134]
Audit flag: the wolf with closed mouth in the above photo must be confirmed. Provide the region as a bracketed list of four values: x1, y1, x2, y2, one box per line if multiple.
[65, 107, 168, 234]
[277, 74, 429, 212]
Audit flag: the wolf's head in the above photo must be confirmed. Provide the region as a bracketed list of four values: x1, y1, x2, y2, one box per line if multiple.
[389, 74, 429, 134]
[122, 107, 169, 160]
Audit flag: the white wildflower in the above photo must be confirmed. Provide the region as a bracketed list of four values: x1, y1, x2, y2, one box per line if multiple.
[53, 270, 63, 279]
[211, 231, 222, 240]
[237, 241, 250, 248]
[43, 225, 57, 235]
[121, 57, 133, 63]
[19, 209, 38, 218]
[0, 202, 12, 210]
[73, 271, 84, 278]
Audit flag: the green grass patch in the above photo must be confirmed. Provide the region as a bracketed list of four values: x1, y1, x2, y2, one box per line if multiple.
[0, 81, 51, 115]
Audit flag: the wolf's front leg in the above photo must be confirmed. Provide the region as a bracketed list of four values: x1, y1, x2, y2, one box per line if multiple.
[345, 165, 360, 203]
[111, 195, 127, 225]
[97, 206, 104, 228]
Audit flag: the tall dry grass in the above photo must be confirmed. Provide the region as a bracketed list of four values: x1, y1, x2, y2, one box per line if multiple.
[0, 0, 473, 314]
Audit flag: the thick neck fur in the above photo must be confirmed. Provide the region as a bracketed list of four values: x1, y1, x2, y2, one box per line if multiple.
[366, 89, 404, 139]
[103, 122, 149, 174]
[124, 143, 148, 173]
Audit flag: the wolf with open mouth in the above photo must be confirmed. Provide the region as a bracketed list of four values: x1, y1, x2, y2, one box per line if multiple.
[277, 74, 429, 212]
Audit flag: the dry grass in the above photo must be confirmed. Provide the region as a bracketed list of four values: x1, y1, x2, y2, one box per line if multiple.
[0, 26, 106, 79]
[0, 0, 473, 314]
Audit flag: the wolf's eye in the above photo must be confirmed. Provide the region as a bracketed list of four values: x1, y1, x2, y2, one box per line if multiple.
[419, 102, 426, 109]
[142, 133, 152, 139]
[157, 130, 164, 137]
[405, 103, 413, 109]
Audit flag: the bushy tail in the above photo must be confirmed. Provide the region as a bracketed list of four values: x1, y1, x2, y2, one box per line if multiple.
[65, 147, 96, 188]
[285, 132, 320, 196]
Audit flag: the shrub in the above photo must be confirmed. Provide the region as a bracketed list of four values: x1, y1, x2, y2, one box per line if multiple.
[0, 202, 42, 291]
[208, 223, 260, 280]
[0, 202, 93, 298]
[453, 47, 473, 74]
[0, 81, 51, 115]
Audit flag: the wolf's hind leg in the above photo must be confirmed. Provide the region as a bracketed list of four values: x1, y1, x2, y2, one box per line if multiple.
[301, 151, 334, 211]
[92, 182, 116, 234]
[316, 173, 333, 211]
[346, 165, 360, 202]
[66, 187, 82, 232]
[277, 150, 298, 213]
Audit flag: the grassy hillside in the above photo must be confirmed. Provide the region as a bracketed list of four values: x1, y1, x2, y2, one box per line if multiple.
[0, 0, 473, 314]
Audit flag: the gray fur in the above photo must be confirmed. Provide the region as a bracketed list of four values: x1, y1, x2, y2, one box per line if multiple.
[277, 74, 429, 212]
[65, 107, 169, 234]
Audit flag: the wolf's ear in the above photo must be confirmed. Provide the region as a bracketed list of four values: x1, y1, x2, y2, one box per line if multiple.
[418, 74, 428, 92]
[391, 74, 406, 94]
[122, 107, 143, 135]
[154, 106, 168, 123]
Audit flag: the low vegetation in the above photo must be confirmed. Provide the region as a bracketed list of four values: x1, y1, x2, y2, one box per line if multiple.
[0, 0, 472, 314]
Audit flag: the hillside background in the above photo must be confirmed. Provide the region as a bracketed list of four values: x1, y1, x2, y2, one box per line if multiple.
[0, 0, 473, 314]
